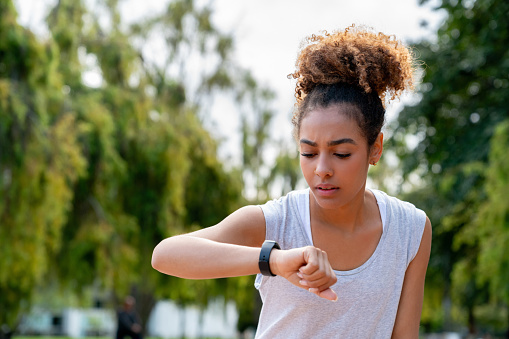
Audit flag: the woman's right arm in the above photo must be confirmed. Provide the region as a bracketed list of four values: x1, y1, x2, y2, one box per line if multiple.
[151, 205, 266, 279]
[151, 204, 338, 301]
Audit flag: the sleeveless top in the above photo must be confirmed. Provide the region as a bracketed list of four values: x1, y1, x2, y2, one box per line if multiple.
[254, 189, 426, 339]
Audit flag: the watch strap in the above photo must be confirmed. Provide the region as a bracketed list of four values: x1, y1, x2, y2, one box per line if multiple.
[259, 240, 280, 276]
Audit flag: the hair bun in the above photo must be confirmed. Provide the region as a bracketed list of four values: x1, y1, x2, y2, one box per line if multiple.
[289, 24, 415, 105]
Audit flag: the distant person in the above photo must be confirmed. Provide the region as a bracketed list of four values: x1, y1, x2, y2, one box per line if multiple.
[116, 296, 143, 339]
[152, 24, 432, 338]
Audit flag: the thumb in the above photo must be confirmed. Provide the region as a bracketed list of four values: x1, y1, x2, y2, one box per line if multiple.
[309, 287, 338, 302]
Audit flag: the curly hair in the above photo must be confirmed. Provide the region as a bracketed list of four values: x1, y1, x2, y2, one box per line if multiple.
[289, 25, 415, 146]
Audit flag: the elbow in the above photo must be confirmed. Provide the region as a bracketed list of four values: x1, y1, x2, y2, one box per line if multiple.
[151, 235, 195, 277]
[151, 238, 182, 275]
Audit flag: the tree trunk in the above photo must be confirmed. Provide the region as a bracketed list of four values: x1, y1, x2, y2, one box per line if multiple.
[442, 294, 453, 331]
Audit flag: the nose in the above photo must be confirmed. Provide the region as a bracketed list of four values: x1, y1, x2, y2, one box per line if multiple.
[314, 155, 333, 177]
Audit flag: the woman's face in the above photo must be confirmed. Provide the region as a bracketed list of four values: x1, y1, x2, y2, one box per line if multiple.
[299, 104, 381, 210]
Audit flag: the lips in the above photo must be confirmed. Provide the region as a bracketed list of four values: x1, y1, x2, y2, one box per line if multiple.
[316, 184, 339, 192]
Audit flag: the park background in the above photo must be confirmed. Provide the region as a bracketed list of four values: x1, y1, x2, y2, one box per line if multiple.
[1, 0, 508, 337]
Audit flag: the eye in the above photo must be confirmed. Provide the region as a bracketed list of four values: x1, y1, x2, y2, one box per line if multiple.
[300, 153, 315, 158]
[334, 153, 351, 159]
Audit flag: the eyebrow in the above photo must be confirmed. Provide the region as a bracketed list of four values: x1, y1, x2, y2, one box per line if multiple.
[300, 138, 357, 147]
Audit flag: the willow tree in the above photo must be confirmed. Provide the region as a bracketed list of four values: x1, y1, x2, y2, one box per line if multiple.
[45, 0, 249, 328]
[0, 0, 87, 330]
[1, 0, 275, 332]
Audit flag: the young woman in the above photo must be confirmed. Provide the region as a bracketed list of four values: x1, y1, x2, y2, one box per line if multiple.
[152, 25, 432, 338]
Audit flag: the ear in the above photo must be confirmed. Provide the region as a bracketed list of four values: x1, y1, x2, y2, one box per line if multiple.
[369, 133, 384, 165]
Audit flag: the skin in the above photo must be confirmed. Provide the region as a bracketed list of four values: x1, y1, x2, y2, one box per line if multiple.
[151, 103, 432, 338]
[299, 105, 385, 273]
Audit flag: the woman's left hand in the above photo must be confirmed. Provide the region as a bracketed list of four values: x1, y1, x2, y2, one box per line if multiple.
[270, 246, 338, 301]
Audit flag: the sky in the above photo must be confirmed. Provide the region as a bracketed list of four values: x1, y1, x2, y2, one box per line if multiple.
[14, 0, 446, 167]
[116, 0, 446, 164]
[207, 0, 447, 162]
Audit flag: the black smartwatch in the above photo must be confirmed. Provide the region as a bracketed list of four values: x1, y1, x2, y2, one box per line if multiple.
[259, 240, 280, 276]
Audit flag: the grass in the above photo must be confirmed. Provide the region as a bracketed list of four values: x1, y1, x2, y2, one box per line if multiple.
[13, 337, 226, 339]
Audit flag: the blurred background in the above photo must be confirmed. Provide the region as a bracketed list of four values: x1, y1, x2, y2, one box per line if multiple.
[1, 0, 508, 338]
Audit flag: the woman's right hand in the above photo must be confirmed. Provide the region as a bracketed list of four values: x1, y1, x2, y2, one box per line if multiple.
[269, 246, 338, 301]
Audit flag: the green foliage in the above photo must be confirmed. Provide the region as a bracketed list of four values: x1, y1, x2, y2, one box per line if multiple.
[393, 0, 509, 332]
[237, 71, 276, 202]
[475, 121, 509, 303]
[0, 0, 87, 326]
[1, 0, 272, 330]
[265, 143, 301, 197]
[398, 0, 509, 176]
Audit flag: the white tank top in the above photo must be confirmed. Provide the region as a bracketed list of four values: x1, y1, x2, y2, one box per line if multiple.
[255, 188, 426, 338]
[297, 188, 387, 245]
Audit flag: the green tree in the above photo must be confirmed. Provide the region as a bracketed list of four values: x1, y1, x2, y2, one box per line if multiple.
[475, 121, 509, 310]
[265, 142, 302, 197]
[451, 120, 509, 334]
[0, 0, 87, 330]
[238, 71, 276, 202]
[1, 0, 275, 333]
[392, 0, 509, 333]
[43, 0, 248, 330]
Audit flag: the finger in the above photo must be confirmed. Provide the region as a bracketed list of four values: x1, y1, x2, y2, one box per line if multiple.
[299, 247, 324, 275]
[304, 271, 337, 291]
[308, 287, 338, 302]
[299, 259, 320, 276]
[300, 250, 330, 281]
[301, 253, 337, 290]
[318, 288, 338, 302]
[304, 274, 334, 288]
[299, 279, 309, 287]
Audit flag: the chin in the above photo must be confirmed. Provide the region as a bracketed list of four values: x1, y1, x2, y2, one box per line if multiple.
[311, 190, 343, 208]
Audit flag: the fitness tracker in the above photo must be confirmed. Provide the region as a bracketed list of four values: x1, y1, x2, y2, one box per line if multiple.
[259, 240, 280, 276]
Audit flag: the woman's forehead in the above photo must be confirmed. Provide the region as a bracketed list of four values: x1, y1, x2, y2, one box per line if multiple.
[300, 106, 363, 141]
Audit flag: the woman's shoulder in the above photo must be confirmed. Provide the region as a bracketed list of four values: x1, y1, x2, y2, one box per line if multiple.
[260, 188, 309, 207]
[370, 189, 428, 264]
[258, 188, 309, 223]
[370, 188, 427, 229]
[370, 189, 423, 212]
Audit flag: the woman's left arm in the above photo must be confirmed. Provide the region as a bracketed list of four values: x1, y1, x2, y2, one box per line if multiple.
[392, 216, 432, 339]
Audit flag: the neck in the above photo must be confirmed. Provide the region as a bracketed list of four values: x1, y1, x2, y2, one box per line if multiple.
[310, 186, 371, 233]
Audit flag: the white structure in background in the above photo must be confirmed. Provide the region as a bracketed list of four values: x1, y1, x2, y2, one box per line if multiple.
[148, 299, 238, 338]
[62, 308, 117, 337]
[18, 307, 116, 337]
[18, 299, 240, 339]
